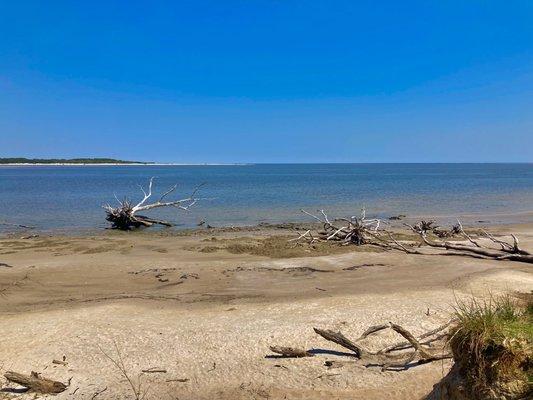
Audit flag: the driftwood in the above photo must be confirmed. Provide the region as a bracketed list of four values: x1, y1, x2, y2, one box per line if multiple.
[103, 178, 203, 230]
[292, 209, 419, 254]
[141, 368, 167, 373]
[293, 209, 532, 264]
[313, 328, 370, 358]
[316, 323, 452, 370]
[271, 320, 453, 372]
[405, 221, 533, 264]
[296, 208, 381, 245]
[269, 346, 314, 358]
[379, 319, 456, 353]
[3, 371, 67, 393]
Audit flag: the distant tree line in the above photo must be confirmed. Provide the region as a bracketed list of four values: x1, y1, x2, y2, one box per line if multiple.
[0, 158, 150, 164]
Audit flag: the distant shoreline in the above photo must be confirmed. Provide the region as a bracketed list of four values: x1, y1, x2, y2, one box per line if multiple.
[0, 163, 251, 166]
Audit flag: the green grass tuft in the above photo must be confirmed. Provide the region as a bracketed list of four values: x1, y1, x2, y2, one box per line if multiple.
[450, 293, 532, 398]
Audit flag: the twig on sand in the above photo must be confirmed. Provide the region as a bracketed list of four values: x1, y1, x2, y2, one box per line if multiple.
[98, 341, 147, 400]
[91, 386, 108, 399]
[141, 368, 167, 374]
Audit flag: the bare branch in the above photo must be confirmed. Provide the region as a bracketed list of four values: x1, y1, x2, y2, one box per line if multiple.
[158, 184, 178, 202]
[134, 177, 154, 210]
[456, 219, 481, 247]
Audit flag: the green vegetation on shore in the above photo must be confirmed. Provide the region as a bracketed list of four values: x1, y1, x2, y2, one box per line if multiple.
[0, 158, 151, 164]
[449, 294, 532, 399]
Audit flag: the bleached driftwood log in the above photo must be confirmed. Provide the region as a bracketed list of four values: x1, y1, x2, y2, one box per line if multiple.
[103, 177, 203, 230]
[3, 371, 67, 393]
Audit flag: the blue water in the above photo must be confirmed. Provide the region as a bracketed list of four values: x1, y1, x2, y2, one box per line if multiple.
[0, 164, 532, 232]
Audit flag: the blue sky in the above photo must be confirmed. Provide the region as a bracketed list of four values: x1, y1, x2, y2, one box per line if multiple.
[0, 1, 532, 163]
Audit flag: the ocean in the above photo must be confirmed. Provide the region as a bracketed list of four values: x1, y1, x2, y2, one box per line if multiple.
[0, 163, 532, 233]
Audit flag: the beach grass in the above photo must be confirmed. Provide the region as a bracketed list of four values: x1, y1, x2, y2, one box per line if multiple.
[449, 293, 532, 398]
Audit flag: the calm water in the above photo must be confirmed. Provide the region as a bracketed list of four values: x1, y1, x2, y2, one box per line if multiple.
[0, 164, 532, 233]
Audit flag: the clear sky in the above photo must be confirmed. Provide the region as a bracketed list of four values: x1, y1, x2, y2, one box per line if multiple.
[1, 1, 532, 163]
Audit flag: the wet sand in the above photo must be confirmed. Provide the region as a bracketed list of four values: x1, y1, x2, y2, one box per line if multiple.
[0, 224, 532, 399]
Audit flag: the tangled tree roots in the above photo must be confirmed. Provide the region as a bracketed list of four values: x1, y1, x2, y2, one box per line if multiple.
[103, 178, 203, 230]
[293, 208, 382, 245]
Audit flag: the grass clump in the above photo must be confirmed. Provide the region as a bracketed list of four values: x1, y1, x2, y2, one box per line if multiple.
[449, 293, 532, 399]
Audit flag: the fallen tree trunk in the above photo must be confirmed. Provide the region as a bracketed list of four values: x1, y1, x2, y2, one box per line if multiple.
[405, 222, 533, 264]
[4, 371, 67, 394]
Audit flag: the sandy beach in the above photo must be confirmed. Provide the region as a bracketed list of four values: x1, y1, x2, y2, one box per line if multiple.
[0, 222, 531, 400]
[3, 1, 533, 398]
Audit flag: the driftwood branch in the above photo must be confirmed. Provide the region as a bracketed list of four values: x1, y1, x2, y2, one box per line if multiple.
[313, 328, 370, 358]
[3, 371, 67, 394]
[103, 178, 204, 230]
[141, 368, 167, 373]
[269, 346, 314, 358]
[379, 319, 456, 353]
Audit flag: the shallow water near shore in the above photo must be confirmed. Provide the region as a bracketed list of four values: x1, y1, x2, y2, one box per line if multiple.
[0, 163, 532, 233]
